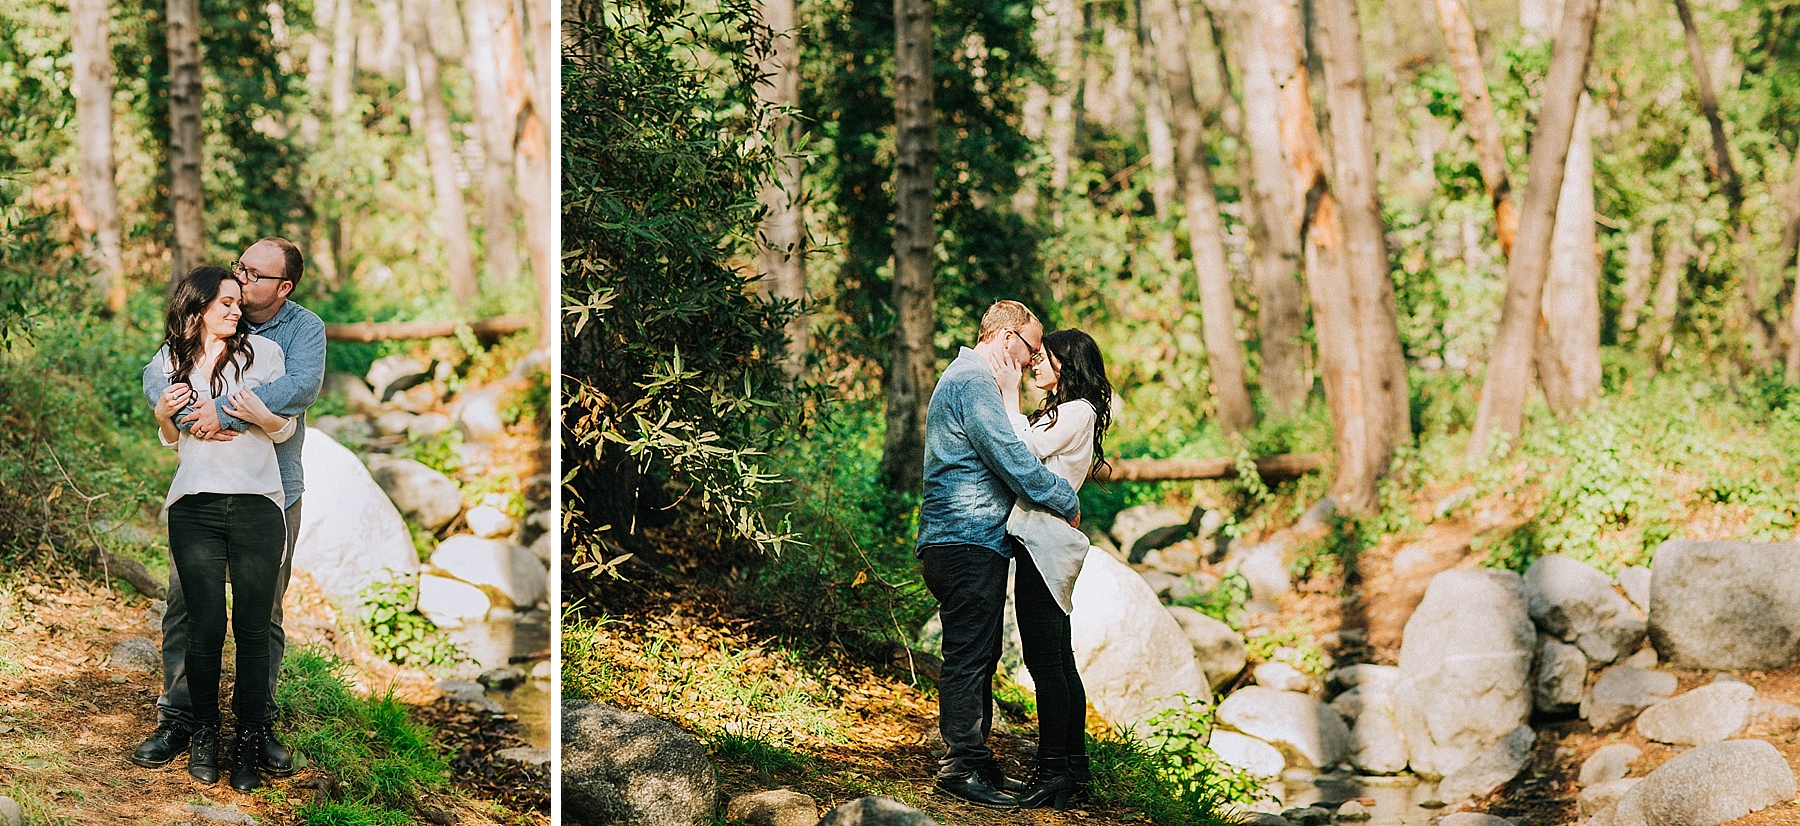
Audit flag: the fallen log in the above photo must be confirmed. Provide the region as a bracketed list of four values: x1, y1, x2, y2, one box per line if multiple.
[86, 545, 167, 601]
[1103, 452, 1327, 482]
[324, 315, 534, 343]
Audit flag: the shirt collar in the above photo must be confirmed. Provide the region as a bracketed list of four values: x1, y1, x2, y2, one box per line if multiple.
[250, 299, 295, 333]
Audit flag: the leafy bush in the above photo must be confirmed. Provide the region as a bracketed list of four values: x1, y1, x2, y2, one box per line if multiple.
[1088, 704, 1258, 825]
[355, 579, 467, 671]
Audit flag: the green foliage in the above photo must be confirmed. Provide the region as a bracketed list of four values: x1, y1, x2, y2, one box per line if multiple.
[1172, 572, 1251, 630]
[501, 365, 550, 426]
[276, 646, 449, 818]
[1088, 704, 1258, 826]
[401, 429, 465, 476]
[563, 0, 812, 561]
[742, 402, 932, 647]
[709, 732, 813, 775]
[1243, 622, 1330, 678]
[354, 579, 468, 672]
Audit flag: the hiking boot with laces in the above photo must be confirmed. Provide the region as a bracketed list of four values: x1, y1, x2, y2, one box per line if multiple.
[230, 727, 265, 792]
[188, 724, 221, 785]
[130, 720, 192, 768]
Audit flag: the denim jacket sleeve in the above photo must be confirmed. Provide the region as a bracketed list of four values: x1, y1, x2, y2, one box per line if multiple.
[960, 376, 1081, 522]
[214, 312, 326, 431]
[143, 346, 197, 432]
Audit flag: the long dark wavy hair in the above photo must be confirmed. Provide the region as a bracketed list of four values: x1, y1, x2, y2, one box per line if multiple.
[1028, 329, 1113, 480]
[163, 266, 254, 397]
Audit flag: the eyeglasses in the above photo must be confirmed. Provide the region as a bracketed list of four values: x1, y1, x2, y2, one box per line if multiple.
[231, 260, 288, 285]
[1010, 329, 1044, 366]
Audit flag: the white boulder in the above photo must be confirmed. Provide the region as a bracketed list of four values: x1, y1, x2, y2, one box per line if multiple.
[1634, 681, 1756, 745]
[1166, 606, 1247, 689]
[431, 536, 548, 609]
[369, 458, 463, 531]
[1070, 549, 1209, 733]
[1208, 730, 1285, 778]
[1589, 740, 1796, 826]
[1215, 686, 1351, 769]
[295, 429, 420, 611]
[1581, 666, 1677, 732]
[418, 573, 491, 627]
[1648, 540, 1800, 670]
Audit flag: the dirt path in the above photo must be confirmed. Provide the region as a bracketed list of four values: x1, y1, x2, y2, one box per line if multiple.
[0, 574, 540, 826]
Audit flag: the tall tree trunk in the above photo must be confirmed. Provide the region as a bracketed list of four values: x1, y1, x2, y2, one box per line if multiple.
[464, 0, 523, 287]
[1646, 232, 1689, 365]
[1315, 0, 1411, 473]
[73, 0, 123, 312]
[1617, 220, 1656, 334]
[1043, 0, 1080, 198]
[1198, 1, 1241, 137]
[1466, 0, 1599, 463]
[499, 0, 556, 348]
[330, 0, 358, 117]
[1262, 0, 1381, 510]
[1133, 0, 1178, 263]
[1230, 0, 1308, 417]
[1144, 0, 1255, 435]
[402, 0, 479, 308]
[880, 0, 937, 492]
[1784, 166, 1800, 380]
[1536, 92, 1602, 411]
[755, 0, 809, 371]
[167, 0, 204, 286]
[1434, 0, 1517, 255]
[1673, 0, 1768, 363]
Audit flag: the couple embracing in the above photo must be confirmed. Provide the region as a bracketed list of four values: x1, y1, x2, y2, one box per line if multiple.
[918, 300, 1113, 811]
[129, 238, 326, 793]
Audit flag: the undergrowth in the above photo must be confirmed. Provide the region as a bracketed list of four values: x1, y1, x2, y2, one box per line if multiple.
[275, 646, 449, 824]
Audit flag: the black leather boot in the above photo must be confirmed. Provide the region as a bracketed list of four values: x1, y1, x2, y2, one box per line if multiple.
[1068, 753, 1092, 802]
[1015, 757, 1076, 809]
[230, 728, 264, 792]
[187, 724, 221, 785]
[254, 725, 296, 777]
[979, 759, 1027, 794]
[935, 770, 1019, 810]
[130, 721, 192, 768]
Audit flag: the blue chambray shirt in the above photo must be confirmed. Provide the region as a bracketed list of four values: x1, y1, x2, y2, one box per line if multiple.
[915, 347, 1081, 557]
[143, 299, 327, 506]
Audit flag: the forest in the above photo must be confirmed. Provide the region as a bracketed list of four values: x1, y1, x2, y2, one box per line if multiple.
[0, 0, 554, 823]
[572, 0, 1800, 821]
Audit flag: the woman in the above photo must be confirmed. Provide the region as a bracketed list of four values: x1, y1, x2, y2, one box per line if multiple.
[994, 328, 1113, 810]
[147, 266, 295, 792]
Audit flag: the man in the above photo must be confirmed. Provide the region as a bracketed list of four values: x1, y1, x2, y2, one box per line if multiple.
[133, 237, 327, 777]
[917, 300, 1081, 810]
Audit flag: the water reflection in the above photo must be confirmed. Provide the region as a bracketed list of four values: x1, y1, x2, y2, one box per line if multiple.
[443, 609, 551, 749]
[1263, 772, 1447, 825]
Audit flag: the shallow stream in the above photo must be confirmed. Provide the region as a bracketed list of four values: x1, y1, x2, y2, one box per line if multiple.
[444, 609, 552, 748]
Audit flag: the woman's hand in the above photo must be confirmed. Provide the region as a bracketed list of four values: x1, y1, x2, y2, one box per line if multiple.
[226, 388, 279, 430]
[155, 383, 195, 421]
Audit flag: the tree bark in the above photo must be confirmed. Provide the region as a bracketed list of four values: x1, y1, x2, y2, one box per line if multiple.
[1262, 0, 1381, 510]
[1144, 0, 1255, 435]
[1229, 0, 1308, 417]
[1315, 0, 1411, 469]
[1133, 0, 1179, 263]
[1646, 232, 1688, 364]
[879, 0, 937, 492]
[330, 0, 358, 117]
[1617, 220, 1656, 334]
[73, 0, 123, 312]
[1043, 0, 1080, 197]
[755, 0, 809, 371]
[1434, 0, 1517, 256]
[500, 0, 557, 349]
[167, 0, 204, 286]
[1536, 92, 1602, 412]
[1673, 0, 1769, 363]
[464, 0, 524, 287]
[1465, 0, 1599, 464]
[402, 0, 479, 308]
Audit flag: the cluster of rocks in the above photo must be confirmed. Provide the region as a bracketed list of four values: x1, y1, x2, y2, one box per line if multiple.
[563, 700, 941, 826]
[299, 353, 552, 625]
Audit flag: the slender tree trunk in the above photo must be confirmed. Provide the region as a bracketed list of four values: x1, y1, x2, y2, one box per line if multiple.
[755, 0, 809, 371]
[1647, 233, 1688, 366]
[1784, 167, 1800, 380]
[331, 0, 358, 117]
[1617, 220, 1656, 334]
[499, 0, 556, 348]
[1133, 0, 1178, 263]
[1043, 0, 1080, 197]
[73, 0, 123, 312]
[1144, 0, 1255, 434]
[1434, 0, 1517, 256]
[167, 0, 204, 286]
[464, 0, 524, 287]
[880, 0, 937, 492]
[1262, 0, 1382, 510]
[1465, 0, 1600, 464]
[402, 0, 479, 308]
[1198, 1, 1241, 137]
[1230, 0, 1308, 417]
[1672, 0, 1768, 363]
[1315, 0, 1410, 470]
[1536, 92, 1602, 411]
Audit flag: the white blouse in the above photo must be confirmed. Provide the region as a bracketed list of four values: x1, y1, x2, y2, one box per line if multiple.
[1009, 399, 1097, 491]
[152, 335, 296, 511]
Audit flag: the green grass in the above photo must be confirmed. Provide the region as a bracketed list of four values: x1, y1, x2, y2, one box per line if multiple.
[275, 646, 449, 821]
[709, 731, 813, 774]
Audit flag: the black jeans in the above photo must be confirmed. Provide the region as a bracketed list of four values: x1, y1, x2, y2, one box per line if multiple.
[160, 496, 301, 727]
[1013, 538, 1087, 763]
[166, 493, 288, 728]
[920, 542, 1011, 776]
